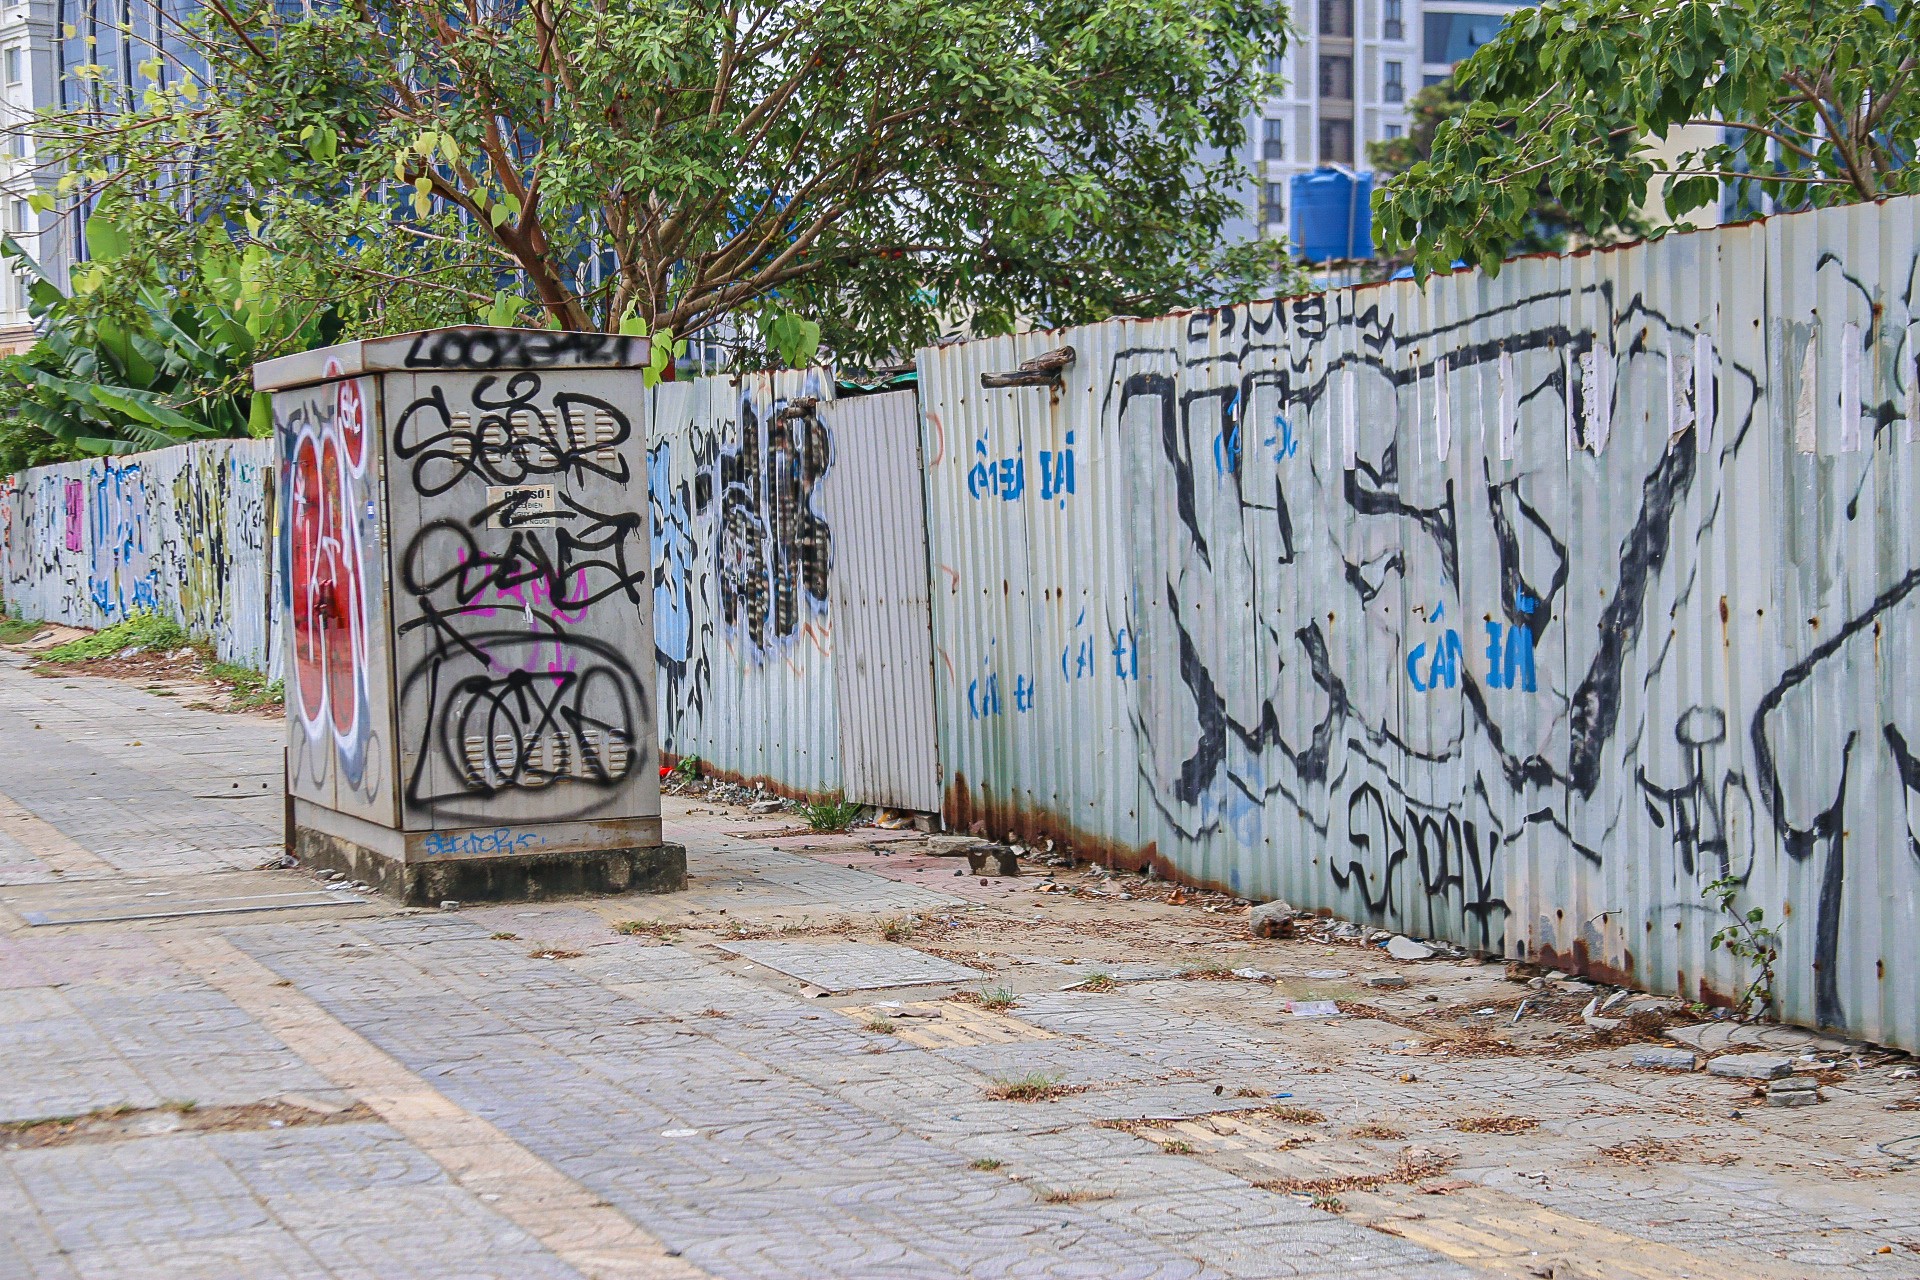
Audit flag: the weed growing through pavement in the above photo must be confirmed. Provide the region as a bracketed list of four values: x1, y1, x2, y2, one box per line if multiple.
[1162, 1139, 1194, 1154]
[1074, 971, 1117, 992]
[801, 796, 865, 832]
[490, 932, 520, 941]
[985, 1072, 1085, 1102]
[864, 1015, 898, 1035]
[975, 987, 1017, 1010]
[880, 915, 917, 942]
[528, 947, 583, 961]
[969, 1158, 1002, 1171]
[1704, 874, 1780, 1018]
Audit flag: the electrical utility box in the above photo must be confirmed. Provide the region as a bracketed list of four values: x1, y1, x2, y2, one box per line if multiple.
[255, 327, 685, 903]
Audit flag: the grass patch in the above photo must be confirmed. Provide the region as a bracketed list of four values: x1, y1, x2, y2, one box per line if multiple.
[969, 1157, 1002, 1171]
[1350, 1123, 1405, 1140]
[864, 1015, 898, 1035]
[613, 919, 678, 940]
[800, 796, 864, 832]
[1179, 959, 1236, 980]
[205, 662, 283, 711]
[1266, 1105, 1326, 1125]
[1073, 971, 1117, 992]
[1256, 1149, 1457, 1197]
[1598, 1137, 1686, 1166]
[0, 612, 44, 644]
[42, 611, 187, 663]
[1453, 1115, 1538, 1135]
[985, 1072, 1085, 1103]
[1162, 1139, 1194, 1154]
[949, 986, 1019, 1010]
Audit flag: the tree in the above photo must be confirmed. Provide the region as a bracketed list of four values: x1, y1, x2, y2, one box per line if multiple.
[1373, 0, 1920, 276]
[36, 0, 1288, 367]
[1366, 75, 1639, 267]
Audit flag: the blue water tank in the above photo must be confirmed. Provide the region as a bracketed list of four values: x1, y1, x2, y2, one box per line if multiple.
[1290, 168, 1374, 262]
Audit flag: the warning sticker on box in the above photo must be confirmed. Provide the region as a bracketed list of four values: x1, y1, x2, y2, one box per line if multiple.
[486, 485, 560, 529]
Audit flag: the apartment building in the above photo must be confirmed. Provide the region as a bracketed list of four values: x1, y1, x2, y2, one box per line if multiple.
[1247, 0, 1527, 245]
[0, 0, 60, 352]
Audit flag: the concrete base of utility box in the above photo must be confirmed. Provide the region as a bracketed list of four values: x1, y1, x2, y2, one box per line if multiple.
[291, 800, 686, 905]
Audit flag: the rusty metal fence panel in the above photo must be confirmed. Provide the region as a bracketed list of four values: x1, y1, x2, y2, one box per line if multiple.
[819, 390, 943, 811]
[917, 195, 1920, 1050]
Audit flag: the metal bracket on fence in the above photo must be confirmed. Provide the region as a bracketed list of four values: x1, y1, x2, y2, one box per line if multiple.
[981, 346, 1075, 389]
[776, 396, 819, 421]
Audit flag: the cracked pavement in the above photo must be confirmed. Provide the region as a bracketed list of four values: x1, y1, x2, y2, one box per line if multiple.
[3, 654, 1919, 1278]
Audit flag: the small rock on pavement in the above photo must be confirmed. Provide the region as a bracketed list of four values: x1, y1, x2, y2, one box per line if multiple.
[1767, 1076, 1823, 1107]
[1707, 1052, 1793, 1081]
[1631, 1047, 1699, 1072]
[1249, 900, 1297, 939]
[749, 799, 784, 814]
[1385, 935, 1435, 961]
[1365, 974, 1409, 990]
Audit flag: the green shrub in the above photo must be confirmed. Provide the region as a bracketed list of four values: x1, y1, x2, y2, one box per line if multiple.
[42, 612, 189, 662]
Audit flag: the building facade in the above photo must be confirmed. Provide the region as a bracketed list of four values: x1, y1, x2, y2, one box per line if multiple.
[1245, 0, 1525, 246]
[0, 0, 62, 352]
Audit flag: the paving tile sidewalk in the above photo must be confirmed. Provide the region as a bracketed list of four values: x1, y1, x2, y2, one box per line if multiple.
[0, 657, 1917, 1278]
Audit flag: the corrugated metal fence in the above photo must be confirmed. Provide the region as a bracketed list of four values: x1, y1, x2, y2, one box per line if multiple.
[917, 196, 1920, 1049]
[2, 195, 1914, 1047]
[1, 439, 280, 673]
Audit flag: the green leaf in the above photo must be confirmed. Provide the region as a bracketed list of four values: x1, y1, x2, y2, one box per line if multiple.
[83, 208, 133, 262]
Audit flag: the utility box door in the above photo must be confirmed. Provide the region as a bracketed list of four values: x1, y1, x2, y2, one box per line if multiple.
[382, 367, 658, 830]
[278, 370, 401, 827]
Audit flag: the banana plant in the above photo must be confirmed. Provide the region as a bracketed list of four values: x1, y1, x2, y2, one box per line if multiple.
[0, 204, 340, 460]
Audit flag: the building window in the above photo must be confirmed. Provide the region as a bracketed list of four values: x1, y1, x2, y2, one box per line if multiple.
[1319, 55, 1352, 101]
[4, 46, 20, 85]
[1383, 61, 1404, 102]
[1425, 11, 1506, 64]
[1262, 182, 1286, 227]
[1319, 0, 1353, 37]
[1320, 118, 1354, 164]
[1263, 118, 1286, 162]
[1266, 53, 1284, 78]
[9, 198, 26, 232]
[1424, 73, 1447, 88]
[1383, 123, 1404, 140]
[1383, 0, 1404, 40]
